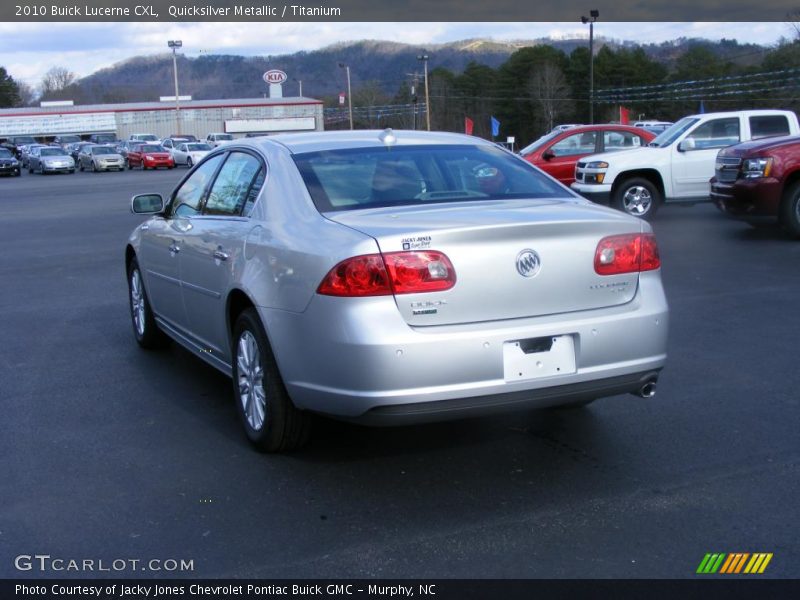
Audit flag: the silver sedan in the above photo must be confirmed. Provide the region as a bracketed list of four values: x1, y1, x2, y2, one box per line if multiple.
[171, 142, 212, 167]
[125, 130, 669, 452]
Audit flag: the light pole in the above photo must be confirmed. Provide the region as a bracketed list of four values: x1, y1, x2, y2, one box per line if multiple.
[417, 53, 430, 131]
[580, 10, 599, 124]
[293, 77, 303, 97]
[167, 40, 182, 135]
[338, 63, 353, 130]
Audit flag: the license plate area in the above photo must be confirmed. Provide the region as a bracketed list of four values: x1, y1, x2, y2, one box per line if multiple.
[503, 335, 576, 381]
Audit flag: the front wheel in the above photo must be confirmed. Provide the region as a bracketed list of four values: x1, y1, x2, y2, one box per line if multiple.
[127, 258, 169, 349]
[780, 181, 800, 238]
[186, 157, 193, 168]
[232, 308, 311, 452]
[612, 177, 661, 220]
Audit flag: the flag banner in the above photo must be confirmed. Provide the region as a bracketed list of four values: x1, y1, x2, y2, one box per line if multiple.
[620, 106, 630, 125]
[465, 117, 474, 135]
[491, 116, 500, 137]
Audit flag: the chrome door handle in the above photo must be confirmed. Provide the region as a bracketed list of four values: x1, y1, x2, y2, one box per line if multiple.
[169, 242, 180, 254]
[213, 249, 229, 261]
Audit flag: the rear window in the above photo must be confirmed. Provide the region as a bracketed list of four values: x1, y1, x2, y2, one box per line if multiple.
[749, 115, 790, 139]
[293, 144, 573, 213]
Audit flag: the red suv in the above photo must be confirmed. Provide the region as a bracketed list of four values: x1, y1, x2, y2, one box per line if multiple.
[520, 125, 655, 186]
[126, 144, 175, 170]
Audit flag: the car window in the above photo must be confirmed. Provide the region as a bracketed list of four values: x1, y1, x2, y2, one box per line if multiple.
[294, 144, 572, 213]
[92, 147, 113, 155]
[603, 130, 643, 152]
[749, 115, 790, 139]
[688, 118, 740, 150]
[204, 152, 263, 216]
[139, 145, 162, 153]
[170, 154, 225, 218]
[549, 131, 597, 157]
[0, 149, 12, 158]
[40, 148, 63, 156]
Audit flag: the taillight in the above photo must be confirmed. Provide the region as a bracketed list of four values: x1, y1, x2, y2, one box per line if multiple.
[594, 233, 660, 275]
[318, 251, 456, 297]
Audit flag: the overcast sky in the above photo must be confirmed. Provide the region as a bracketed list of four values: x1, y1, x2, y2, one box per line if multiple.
[0, 21, 790, 91]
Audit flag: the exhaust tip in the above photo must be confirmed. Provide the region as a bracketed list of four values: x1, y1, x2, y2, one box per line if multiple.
[638, 380, 657, 399]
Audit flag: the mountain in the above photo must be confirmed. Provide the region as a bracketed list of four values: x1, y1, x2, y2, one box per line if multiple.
[68, 37, 770, 105]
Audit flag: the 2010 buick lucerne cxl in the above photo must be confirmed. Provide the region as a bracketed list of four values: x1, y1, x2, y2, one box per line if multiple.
[125, 130, 669, 452]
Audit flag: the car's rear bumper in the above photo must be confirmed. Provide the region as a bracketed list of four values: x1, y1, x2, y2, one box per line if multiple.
[261, 271, 669, 422]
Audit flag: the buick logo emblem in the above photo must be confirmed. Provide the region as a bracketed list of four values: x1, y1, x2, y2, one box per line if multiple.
[516, 249, 541, 278]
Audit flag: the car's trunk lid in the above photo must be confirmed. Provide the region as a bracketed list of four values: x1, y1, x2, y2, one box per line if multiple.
[326, 199, 643, 326]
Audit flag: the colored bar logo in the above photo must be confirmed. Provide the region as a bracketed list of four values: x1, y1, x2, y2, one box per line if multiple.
[696, 553, 773, 574]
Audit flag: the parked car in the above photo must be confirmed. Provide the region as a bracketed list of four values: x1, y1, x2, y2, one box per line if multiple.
[126, 143, 175, 170]
[171, 134, 198, 142]
[521, 125, 655, 186]
[160, 137, 190, 151]
[571, 110, 800, 219]
[125, 130, 669, 452]
[115, 140, 140, 160]
[28, 146, 75, 174]
[68, 141, 94, 164]
[633, 120, 673, 133]
[711, 134, 800, 237]
[0, 147, 21, 176]
[129, 133, 159, 143]
[78, 144, 125, 172]
[206, 132, 234, 147]
[89, 133, 118, 144]
[53, 134, 82, 150]
[171, 142, 212, 167]
[6, 136, 38, 157]
[20, 144, 48, 169]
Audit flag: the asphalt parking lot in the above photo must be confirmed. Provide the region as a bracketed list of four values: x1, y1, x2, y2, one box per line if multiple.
[1, 167, 798, 579]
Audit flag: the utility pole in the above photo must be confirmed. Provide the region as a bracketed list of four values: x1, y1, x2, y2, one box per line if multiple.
[338, 63, 353, 130]
[417, 54, 430, 131]
[406, 72, 421, 130]
[167, 40, 183, 135]
[580, 10, 599, 124]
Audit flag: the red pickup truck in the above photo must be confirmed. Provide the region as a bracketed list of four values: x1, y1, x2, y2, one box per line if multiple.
[711, 135, 800, 237]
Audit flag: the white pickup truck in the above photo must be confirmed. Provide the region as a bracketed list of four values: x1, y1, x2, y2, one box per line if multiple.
[571, 110, 800, 219]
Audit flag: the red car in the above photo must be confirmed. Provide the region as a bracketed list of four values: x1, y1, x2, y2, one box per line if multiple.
[520, 125, 656, 186]
[126, 143, 175, 170]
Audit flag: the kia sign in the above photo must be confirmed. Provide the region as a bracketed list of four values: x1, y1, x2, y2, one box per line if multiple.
[263, 70, 288, 85]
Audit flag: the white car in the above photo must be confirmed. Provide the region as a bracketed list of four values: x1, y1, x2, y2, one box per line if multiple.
[572, 110, 800, 219]
[206, 133, 234, 147]
[171, 142, 213, 167]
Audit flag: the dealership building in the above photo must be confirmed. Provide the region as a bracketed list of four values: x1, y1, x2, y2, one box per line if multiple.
[0, 96, 324, 141]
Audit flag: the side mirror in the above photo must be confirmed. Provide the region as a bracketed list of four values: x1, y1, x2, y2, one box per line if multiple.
[678, 137, 696, 152]
[131, 194, 165, 215]
[542, 149, 555, 161]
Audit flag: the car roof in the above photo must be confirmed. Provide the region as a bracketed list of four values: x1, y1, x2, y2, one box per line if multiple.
[246, 129, 494, 154]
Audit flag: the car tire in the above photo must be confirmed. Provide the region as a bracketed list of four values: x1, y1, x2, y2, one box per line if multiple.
[186, 157, 193, 168]
[14, 169, 20, 177]
[780, 181, 800, 238]
[91, 162, 97, 172]
[232, 308, 311, 452]
[79, 162, 84, 172]
[612, 177, 661, 220]
[125, 159, 130, 169]
[28, 166, 33, 174]
[127, 257, 169, 349]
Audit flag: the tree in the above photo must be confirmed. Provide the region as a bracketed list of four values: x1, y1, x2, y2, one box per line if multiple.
[529, 62, 571, 132]
[41, 66, 77, 99]
[15, 81, 35, 106]
[0, 67, 21, 108]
